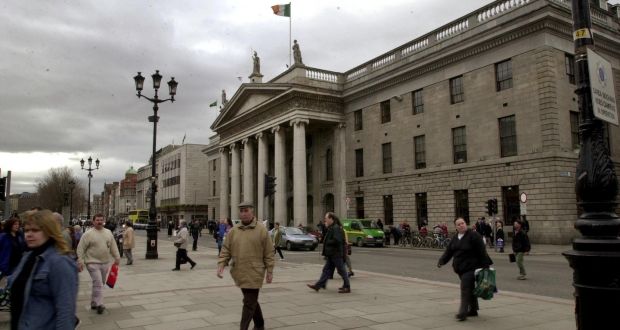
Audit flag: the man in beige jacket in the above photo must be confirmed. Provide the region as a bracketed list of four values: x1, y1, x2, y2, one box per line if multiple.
[76, 214, 120, 314]
[122, 220, 135, 265]
[217, 201, 275, 330]
[172, 220, 197, 271]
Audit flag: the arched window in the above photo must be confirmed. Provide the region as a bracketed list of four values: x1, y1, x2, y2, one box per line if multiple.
[326, 148, 333, 181]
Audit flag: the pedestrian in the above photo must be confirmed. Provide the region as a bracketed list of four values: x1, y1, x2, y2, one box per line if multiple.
[76, 213, 121, 315]
[167, 219, 174, 237]
[512, 219, 530, 280]
[495, 221, 505, 253]
[7, 209, 79, 330]
[123, 221, 135, 265]
[0, 218, 26, 279]
[215, 218, 228, 256]
[172, 220, 197, 271]
[376, 218, 384, 231]
[52, 212, 73, 250]
[190, 219, 200, 251]
[437, 217, 492, 322]
[307, 212, 351, 293]
[217, 201, 275, 330]
[73, 225, 82, 247]
[272, 222, 285, 260]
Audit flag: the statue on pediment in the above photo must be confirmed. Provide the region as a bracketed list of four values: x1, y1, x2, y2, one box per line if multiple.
[252, 51, 261, 74]
[222, 89, 227, 105]
[293, 40, 303, 66]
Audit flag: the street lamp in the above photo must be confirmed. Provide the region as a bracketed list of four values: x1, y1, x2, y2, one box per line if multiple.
[133, 70, 178, 260]
[68, 180, 76, 223]
[563, 1, 620, 328]
[80, 157, 100, 221]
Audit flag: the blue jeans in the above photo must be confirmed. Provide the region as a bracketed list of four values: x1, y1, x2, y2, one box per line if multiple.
[316, 255, 350, 289]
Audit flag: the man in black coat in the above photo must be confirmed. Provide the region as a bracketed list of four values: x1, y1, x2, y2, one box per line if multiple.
[512, 219, 530, 280]
[307, 212, 350, 293]
[438, 217, 492, 322]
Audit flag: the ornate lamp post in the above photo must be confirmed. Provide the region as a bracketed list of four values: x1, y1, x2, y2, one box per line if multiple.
[80, 157, 100, 221]
[133, 70, 178, 259]
[563, 1, 620, 328]
[68, 180, 76, 223]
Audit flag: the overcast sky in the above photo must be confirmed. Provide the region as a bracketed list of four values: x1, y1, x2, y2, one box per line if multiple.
[1, 0, 618, 195]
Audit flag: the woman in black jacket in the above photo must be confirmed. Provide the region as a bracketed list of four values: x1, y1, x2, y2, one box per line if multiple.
[307, 212, 350, 293]
[438, 217, 492, 321]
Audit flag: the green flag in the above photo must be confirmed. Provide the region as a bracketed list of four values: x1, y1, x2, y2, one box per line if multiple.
[209, 101, 217, 107]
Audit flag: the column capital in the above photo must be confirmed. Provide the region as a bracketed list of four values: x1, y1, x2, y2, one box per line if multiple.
[229, 142, 238, 150]
[255, 132, 264, 140]
[337, 122, 346, 129]
[241, 138, 250, 145]
[271, 125, 282, 134]
[219, 147, 228, 154]
[290, 118, 310, 127]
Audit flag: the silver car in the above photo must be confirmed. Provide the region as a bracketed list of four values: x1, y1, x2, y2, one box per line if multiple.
[270, 227, 318, 251]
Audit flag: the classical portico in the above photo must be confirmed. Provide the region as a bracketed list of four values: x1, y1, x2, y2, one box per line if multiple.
[208, 65, 346, 227]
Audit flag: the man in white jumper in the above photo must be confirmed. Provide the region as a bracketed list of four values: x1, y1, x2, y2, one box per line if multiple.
[76, 214, 120, 314]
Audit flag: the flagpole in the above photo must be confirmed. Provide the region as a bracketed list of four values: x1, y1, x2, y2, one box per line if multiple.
[289, 2, 292, 67]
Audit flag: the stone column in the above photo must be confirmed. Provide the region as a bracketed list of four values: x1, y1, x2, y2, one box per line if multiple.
[230, 143, 241, 217]
[219, 147, 229, 219]
[333, 123, 347, 217]
[242, 138, 255, 206]
[291, 119, 309, 227]
[272, 126, 286, 225]
[256, 132, 268, 221]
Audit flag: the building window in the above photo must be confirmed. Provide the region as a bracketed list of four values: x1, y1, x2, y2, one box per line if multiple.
[495, 59, 513, 91]
[382, 142, 392, 174]
[499, 115, 517, 157]
[570, 111, 581, 150]
[325, 148, 333, 181]
[356, 197, 364, 219]
[412, 89, 424, 115]
[354, 110, 363, 131]
[355, 149, 364, 177]
[212, 180, 216, 196]
[565, 54, 575, 85]
[380, 100, 391, 123]
[452, 126, 467, 164]
[450, 76, 464, 104]
[383, 195, 394, 225]
[502, 186, 520, 223]
[414, 135, 426, 169]
[454, 189, 470, 224]
[416, 192, 428, 229]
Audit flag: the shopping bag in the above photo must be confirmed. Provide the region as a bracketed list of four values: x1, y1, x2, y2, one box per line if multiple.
[509, 253, 516, 263]
[473, 267, 497, 300]
[106, 264, 119, 288]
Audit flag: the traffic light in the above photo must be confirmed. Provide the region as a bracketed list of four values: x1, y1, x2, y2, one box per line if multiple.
[491, 198, 498, 214]
[0, 177, 6, 201]
[486, 199, 493, 216]
[264, 174, 276, 196]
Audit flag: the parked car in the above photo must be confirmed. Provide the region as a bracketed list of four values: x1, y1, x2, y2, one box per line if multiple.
[342, 219, 384, 247]
[270, 226, 318, 251]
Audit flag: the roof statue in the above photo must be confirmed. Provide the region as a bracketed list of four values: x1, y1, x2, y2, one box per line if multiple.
[293, 40, 303, 66]
[252, 51, 261, 74]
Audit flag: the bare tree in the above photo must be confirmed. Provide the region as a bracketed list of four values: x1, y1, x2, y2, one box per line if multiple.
[36, 166, 85, 213]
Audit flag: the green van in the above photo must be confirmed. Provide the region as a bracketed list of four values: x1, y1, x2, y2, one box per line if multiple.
[342, 219, 384, 247]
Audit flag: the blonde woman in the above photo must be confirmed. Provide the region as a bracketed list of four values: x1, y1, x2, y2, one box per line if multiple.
[8, 210, 78, 330]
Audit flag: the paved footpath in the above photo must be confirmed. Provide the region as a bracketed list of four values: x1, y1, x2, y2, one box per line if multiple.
[1, 235, 576, 330]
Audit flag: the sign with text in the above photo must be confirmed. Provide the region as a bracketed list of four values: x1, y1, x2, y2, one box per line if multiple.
[587, 49, 618, 125]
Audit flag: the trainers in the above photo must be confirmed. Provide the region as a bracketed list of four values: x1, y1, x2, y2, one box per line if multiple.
[96, 305, 105, 314]
[172, 268, 180, 271]
[517, 275, 527, 280]
[90, 303, 97, 310]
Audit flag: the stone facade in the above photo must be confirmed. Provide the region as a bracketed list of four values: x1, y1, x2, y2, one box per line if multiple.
[204, 0, 620, 243]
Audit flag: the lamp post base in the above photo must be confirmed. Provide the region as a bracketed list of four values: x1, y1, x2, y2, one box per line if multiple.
[564, 237, 620, 329]
[145, 224, 159, 259]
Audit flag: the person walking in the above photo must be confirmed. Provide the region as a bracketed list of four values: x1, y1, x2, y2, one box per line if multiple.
[172, 220, 197, 271]
[307, 212, 351, 293]
[272, 222, 285, 260]
[190, 219, 200, 251]
[0, 218, 26, 279]
[437, 217, 492, 322]
[215, 218, 227, 256]
[512, 219, 531, 280]
[217, 201, 275, 330]
[8, 210, 78, 330]
[167, 219, 174, 237]
[495, 221, 505, 253]
[122, 221, 135, 265]
[76, 213, 121, 315]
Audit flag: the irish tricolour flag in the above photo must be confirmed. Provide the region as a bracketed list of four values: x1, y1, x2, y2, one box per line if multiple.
[271, 3, 290, 17]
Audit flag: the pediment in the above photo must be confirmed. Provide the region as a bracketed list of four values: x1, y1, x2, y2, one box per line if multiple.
[210, 83, 291, 130]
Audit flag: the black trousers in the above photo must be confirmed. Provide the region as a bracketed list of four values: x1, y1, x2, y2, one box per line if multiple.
[240, 288, 264, 330]
[192, 234, 199, 251]
[458, 270, 479, 316]
[274, 246, 284, 259]
[175, 249, 195, 269]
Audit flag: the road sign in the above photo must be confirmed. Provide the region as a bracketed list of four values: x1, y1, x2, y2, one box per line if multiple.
[587, 49, 618, 126]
